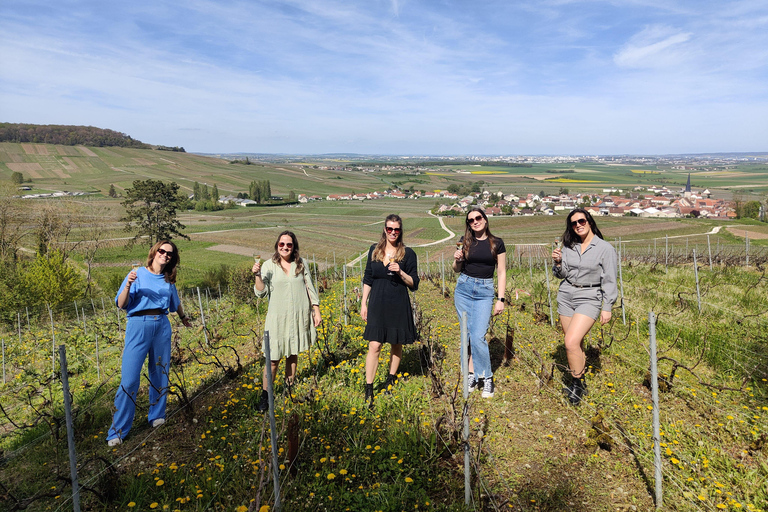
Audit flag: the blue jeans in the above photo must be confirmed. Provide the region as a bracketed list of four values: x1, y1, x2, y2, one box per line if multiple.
[454, 274, 495, 379]
[107, 314, 172, 441]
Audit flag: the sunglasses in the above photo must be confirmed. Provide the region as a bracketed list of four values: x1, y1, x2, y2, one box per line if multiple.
[157, 248, 174, 256]
[570, 218, 588, 228]
[467, 215, 484, 223]
[278, 242, 294, 248]
[385, 227, 401, 234]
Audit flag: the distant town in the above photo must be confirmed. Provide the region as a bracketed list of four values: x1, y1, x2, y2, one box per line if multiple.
[220, 174, 736, 219]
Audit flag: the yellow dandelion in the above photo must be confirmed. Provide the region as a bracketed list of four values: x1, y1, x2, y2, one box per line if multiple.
[405, 477, 414, 483]
[150, 504, 159, 509]
[327, 473, 336, 480]
[128, 502, 136, 508]
[156, 480, 164, 486]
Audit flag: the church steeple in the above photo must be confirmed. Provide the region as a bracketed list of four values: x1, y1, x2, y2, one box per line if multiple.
[685, 173, 691, 193]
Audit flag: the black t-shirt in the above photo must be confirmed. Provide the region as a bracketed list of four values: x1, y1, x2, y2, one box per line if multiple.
[461, 236, 506, 279]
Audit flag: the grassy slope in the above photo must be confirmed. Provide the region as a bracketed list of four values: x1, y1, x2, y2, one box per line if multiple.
[1, 263, 766, 511]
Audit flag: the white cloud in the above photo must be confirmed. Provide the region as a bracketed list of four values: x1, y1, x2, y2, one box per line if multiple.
[614, 25, 692, 68]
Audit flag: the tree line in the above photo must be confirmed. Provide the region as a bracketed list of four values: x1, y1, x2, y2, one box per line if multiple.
[0, 123, 151, 148]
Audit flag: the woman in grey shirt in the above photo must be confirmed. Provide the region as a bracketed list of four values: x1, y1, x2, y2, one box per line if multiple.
[552, 208, 617, 405]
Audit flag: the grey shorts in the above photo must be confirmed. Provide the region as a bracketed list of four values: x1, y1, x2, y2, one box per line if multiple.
[557, 283, 603, 320]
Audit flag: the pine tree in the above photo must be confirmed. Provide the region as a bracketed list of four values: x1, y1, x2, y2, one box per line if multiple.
[193, 181, 201, 201]
[212, 184, 219, 203]
[201, 184, 210, 201]
[108, 184, 117, 198]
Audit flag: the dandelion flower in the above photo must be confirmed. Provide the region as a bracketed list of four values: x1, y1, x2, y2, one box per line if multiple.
[327, 473, 336, 480]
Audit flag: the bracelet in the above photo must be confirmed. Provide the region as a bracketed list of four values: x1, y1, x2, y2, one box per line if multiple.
[254, 272, 261, 277]
[497, 297, 505, 303]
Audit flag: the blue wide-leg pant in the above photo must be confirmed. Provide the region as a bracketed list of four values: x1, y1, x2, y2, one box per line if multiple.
[454, 274, 495, 379]
[107, 314, 172, 441]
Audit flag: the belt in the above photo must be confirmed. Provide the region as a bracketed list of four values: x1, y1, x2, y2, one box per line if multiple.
[131, 308, 166, 316]
[565, 279, 601, 289]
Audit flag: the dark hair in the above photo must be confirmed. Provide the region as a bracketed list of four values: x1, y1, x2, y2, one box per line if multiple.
[146, 240, 179, 283]
[461, 207, 499, 259]
[562, 208, 604, 248]
[271, 230, 304, 276]
[372, 214, 406, 262]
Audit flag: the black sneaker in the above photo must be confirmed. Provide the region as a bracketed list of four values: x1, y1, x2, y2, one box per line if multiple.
[467, 373, 479, 392]
[481, 376, 495, 398]
[257, 390, 269, 412]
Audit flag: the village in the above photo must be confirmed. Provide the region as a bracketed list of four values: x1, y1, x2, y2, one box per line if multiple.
[219, 173, 736, 219]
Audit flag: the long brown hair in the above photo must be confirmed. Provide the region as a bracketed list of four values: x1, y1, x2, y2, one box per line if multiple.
[145, 240, 179, 283]
[461, 207, 499, 258]
[270, 230, 304, 276]
[371, 214, 406, 262]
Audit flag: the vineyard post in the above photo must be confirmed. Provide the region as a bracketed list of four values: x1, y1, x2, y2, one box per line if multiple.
[693, 250, 701, 314]
[745, 231, 749, 267]
[654, 237, 657, 264]
[441, 253, 445, 297]
[196, 288, 209, 345]
[75, 300, 79, 324]
[18, 312, 22, 345]
[528, 250, 533, 286]
[648, 312, 663, 509]
[48, 304, 56, 378]
[333, 251, 336, 270]
[343, 263, 348, 326]
[58, 345, 82, 512]
[325, 257, 328, 278]
[263, 331, 282, 511]
[95, 332, 101, 381]
[460, 311, 471, 506]
[26, 306, 30, 332]
[618, 240, 626, 325]
[544, 262, 554, 327]
[707, 235, 713, 271]
[426, 250, 429, 279]
[83, 311, 87, 336]
[205, 288, 211, 320]
[2, 338, 5, 384]
[665, 235, 668, 273]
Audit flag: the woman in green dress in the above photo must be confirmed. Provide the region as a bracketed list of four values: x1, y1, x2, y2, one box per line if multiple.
[253, 231, 322, 411]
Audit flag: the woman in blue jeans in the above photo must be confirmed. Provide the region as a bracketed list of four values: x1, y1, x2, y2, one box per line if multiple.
[107, 240, 192, 446]
[452, 208, 507, 398]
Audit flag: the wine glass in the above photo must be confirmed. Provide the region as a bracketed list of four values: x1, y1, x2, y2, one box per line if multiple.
[131, 261, 141, 272]
[386, 252, 395, 276]
[253, 253, 261, 264]
[455, 240, 463, 261]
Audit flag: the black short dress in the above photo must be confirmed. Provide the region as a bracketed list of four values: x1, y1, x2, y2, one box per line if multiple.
[362, 245, 420, 344]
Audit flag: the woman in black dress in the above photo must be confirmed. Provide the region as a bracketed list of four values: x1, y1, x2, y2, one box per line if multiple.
[361, 214, 420, 406]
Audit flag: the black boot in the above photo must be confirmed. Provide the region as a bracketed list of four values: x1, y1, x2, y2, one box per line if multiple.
[364, 383, 374, 409]
[567, 376, 587, 406]
[257, 389, 269, 412]
[382, 373, 398, 395]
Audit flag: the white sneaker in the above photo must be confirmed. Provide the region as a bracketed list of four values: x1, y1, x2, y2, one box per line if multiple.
[152, 418, 166, 428]
[482, 377, 495, 398]
[107, 438, 122, 447]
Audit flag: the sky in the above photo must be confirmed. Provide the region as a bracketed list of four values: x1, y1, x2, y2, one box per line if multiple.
[1, 0, 767, 155]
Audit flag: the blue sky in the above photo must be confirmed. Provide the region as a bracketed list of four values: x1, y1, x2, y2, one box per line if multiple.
[1, 0, 767, 154]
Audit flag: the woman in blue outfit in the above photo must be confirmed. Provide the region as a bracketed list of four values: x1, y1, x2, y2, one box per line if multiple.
[452, 208, 506, 399]
[552, 208, 617, 405]
[362, 214, 419, 407]
[107, 240, 192, 446]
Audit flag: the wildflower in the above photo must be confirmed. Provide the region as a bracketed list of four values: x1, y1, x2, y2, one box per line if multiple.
[405, 477, 413, 483]
[150, 504, 159, 509]
[128, 503, 136, 508]
[327, 473, 336, 480]
[156, 480, 164, 486]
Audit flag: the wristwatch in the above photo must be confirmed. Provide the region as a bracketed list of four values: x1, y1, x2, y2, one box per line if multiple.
[497, 297, 505, 303]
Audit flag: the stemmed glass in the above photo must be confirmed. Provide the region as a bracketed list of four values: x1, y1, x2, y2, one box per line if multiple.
[131, 261, 141, 287]
[386, 253, 395, 276]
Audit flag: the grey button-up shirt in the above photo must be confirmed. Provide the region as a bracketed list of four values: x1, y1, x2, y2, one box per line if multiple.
[553, 236, 618, 312]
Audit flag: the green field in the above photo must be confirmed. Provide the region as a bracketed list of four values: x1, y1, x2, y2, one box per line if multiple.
[4, 143, 768, 200]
